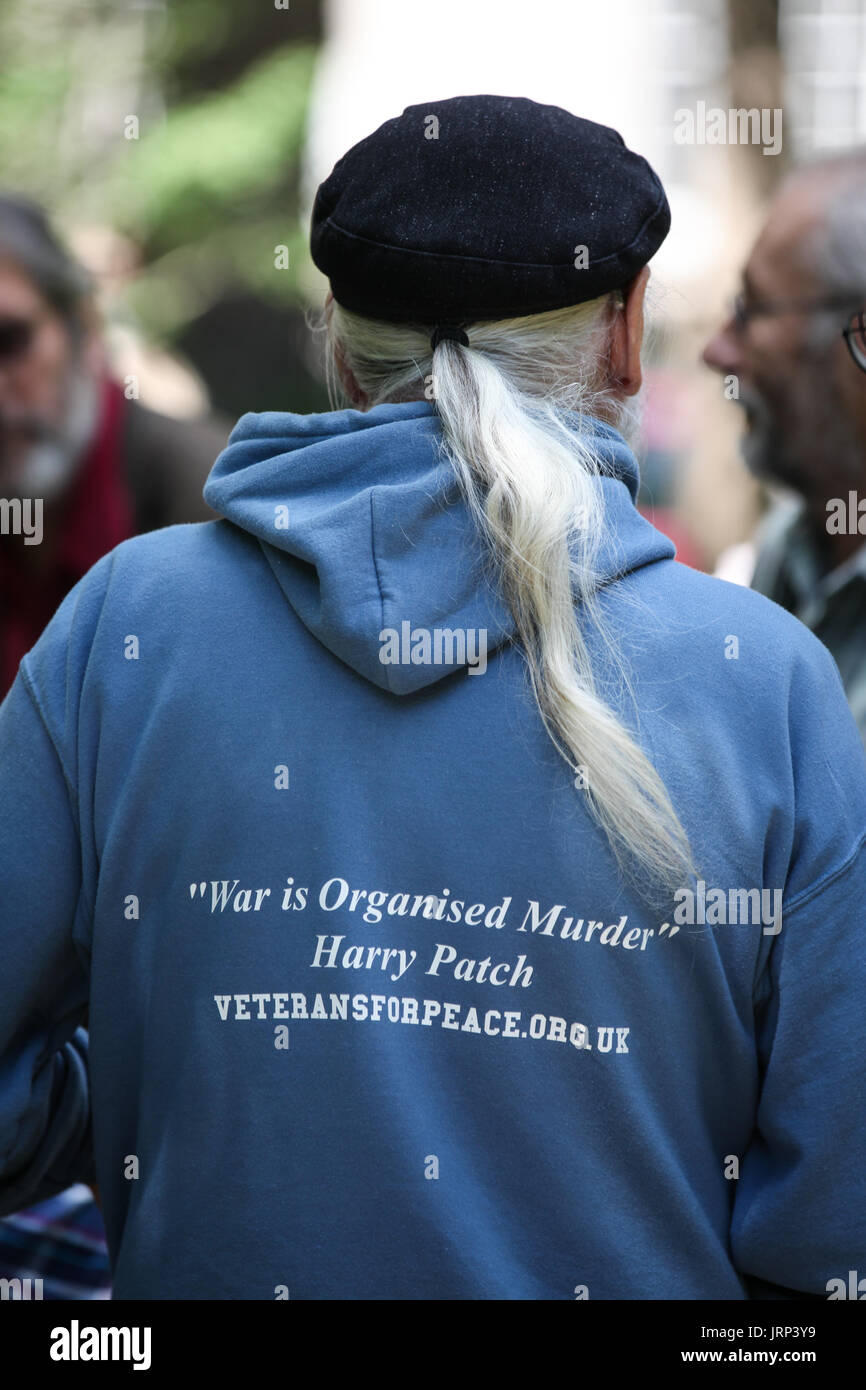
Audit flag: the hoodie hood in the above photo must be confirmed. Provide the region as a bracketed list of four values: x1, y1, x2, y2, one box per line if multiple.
[202, 400, 675, 694]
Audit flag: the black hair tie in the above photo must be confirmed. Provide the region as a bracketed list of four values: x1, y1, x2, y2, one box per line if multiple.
[430, 324, 470, 351]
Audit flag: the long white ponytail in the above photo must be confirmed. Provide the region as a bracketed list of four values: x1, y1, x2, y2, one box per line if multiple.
[317, 294, 698, 899]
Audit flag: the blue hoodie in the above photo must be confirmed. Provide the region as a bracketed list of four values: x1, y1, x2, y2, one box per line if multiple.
[1, 400, 865, 1301]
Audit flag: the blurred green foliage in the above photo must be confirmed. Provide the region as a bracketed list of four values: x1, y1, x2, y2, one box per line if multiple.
[116, 44, 317, 336]
[0, 0, 319, 344]
[119, 46, 315, 245]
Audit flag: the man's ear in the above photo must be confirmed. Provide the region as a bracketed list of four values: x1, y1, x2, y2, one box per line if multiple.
[607, 265, 650, 397]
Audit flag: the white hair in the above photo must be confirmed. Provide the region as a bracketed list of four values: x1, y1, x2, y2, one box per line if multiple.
[791, 150, 866, 353]
[316, 294, 698, 899]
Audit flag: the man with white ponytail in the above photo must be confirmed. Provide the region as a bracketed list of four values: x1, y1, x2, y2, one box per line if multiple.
[321, 276, 698, 896]
[0, 95, 864, 1301]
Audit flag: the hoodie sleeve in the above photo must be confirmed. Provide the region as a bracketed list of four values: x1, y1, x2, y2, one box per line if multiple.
[730, 635, 866, 1298]
[0, 664, 94, 1216]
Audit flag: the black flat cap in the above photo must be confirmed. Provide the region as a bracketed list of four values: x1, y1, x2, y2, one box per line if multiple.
[310, 94, 670, 326]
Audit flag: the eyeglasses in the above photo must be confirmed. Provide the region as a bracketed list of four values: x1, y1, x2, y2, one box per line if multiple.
[730, 292, 866, 373]
[0, 312, 48, 362]
[842, 309, 866, 372]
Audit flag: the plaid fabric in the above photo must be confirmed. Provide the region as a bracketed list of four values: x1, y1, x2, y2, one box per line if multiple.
[751, 498, 866, 747]
[0, 1186, 111, 1300]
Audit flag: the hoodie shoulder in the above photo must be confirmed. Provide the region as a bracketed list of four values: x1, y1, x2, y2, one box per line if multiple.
[18, 522, 251, 745]
[648, 556, 837, 670]
[622, 554, 861, 776]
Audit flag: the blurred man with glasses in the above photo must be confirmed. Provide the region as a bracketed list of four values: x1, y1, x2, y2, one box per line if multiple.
[0, 194, 227, 1298]
[0, 195, 227, 694]
[704, 150, 866, 743]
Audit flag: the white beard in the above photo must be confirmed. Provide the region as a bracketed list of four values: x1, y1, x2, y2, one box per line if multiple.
[1, 363, 102, 503]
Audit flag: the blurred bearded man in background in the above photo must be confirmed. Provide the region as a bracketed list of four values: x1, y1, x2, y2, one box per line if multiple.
[0, 194, 226, 693]
[0, 193, 227, 1297]
[703, 151, 866, 743]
